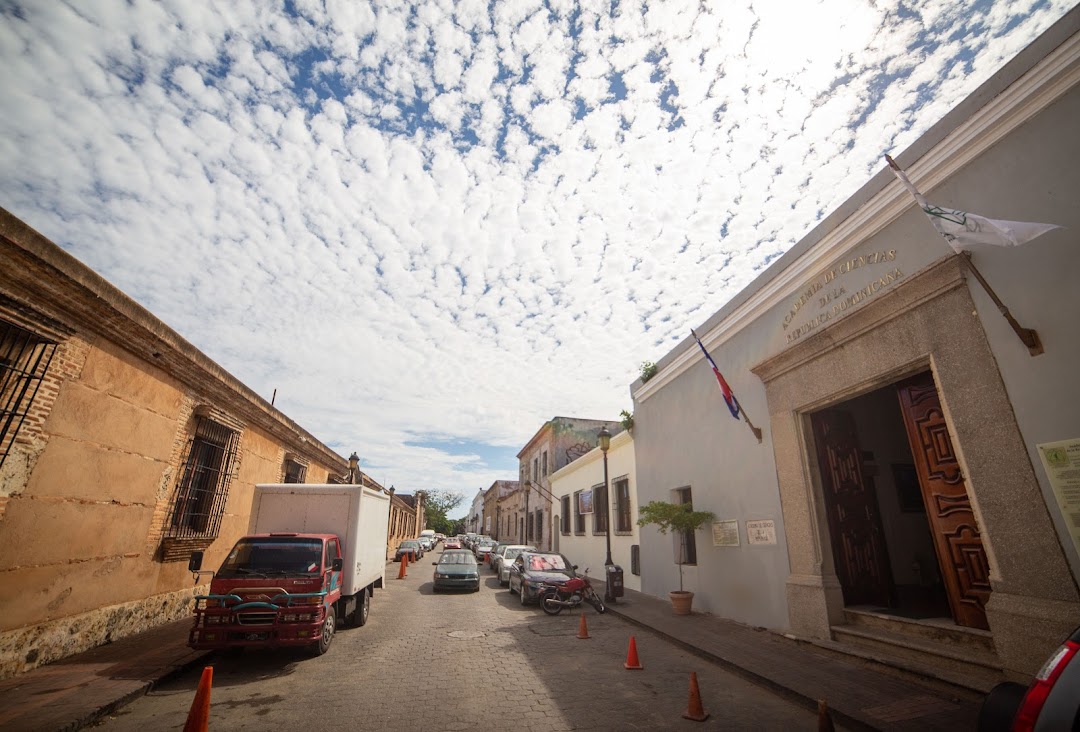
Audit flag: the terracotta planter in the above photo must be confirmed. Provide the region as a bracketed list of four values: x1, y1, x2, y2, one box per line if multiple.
[669, 590, 694, 615]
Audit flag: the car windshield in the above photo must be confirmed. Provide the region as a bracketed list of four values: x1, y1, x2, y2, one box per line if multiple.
[527, 554, 569, 571]
[439, 553, 477, 565]
[504, 547, 531, 562]
[400, 541, 419, 549]
[217, 538, 323, 578]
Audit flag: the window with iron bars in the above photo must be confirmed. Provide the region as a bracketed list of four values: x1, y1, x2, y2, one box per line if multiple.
[283, 457, 306, 484]
[0, 319, 57, 471]
[163, 416, 239, 539]
[592, 483, 607, 535]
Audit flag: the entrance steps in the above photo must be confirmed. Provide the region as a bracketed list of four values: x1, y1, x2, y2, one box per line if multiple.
[823, 607, 1003, 695]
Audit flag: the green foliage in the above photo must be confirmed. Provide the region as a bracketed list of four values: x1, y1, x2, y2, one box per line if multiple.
[423, 490, 464, 535]
[639, 361, 658, 383]
[637, 501, 715, 534]
[619, 409, 634, 432]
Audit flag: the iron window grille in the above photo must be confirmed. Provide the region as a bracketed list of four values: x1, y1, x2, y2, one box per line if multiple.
[573, 491, 585, 535]
[541, 450, 548, 477]
[534, 508, 542, 543]
[561, 496, 571, 534]
[676, 487, 697, 565]
[0, 320, 57, 471]
[164, 416, 239, 539]
[284, 458, 306, 484]
[615, 477, 632, 533]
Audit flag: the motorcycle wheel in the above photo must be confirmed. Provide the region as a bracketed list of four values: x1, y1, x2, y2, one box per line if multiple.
[588, 592, 607, 614]
[540, 590, 563, 616]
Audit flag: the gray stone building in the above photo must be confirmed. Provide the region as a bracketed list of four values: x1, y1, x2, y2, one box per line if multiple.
[631, 8, 1080, 687]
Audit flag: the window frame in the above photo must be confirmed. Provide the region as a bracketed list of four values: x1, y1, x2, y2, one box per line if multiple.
[592, 483, 607, 535]
[0, 319, 57, 471]
[573, 490, 585, 535]
[674, 486, 697, 566]
[560, 495, 571, 535]
[163, 416, 240, 540]
[614, 476, 632, 534]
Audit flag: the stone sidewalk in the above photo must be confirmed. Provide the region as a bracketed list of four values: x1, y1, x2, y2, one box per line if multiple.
[0, 618, 210, 732]
[604, 587, 982, 731]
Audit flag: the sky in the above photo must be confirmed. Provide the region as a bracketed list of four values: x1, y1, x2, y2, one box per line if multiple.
[0, 0, 1072, 517]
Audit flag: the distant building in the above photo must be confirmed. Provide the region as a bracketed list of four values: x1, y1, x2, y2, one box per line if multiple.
[516, 417, 622, 551]
[631, 10, 1080, 685]
[0, 209, 359, 678]
[467, 488, 484, 534]
[482, 479, 519, 540]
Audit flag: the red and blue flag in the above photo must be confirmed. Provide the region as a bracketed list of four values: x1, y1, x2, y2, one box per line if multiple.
[691, 329, 740, 419]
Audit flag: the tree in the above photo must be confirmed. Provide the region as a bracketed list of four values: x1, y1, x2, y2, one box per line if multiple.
[423, 490, 464, 535]
[637, 501, 715, 593]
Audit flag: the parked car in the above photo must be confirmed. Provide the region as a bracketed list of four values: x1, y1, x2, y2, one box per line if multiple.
[432, 550, 480, 593]
[395, 540, 422, 562]
[494, 545, 534, 585]
[417, 536, 434, 552]
[508, 551, 577, 604]
[474, 539, 497, 561]
[488, 542, 508, 568]
[978, 624, 1080, 731]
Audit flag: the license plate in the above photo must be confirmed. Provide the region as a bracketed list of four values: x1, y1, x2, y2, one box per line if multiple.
[245, 632, 269, 641]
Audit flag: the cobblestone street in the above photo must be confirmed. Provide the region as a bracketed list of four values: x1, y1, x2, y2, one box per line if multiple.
[95, 556, 824, 731]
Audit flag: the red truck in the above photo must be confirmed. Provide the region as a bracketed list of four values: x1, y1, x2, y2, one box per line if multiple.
[187, 484, 390, 656]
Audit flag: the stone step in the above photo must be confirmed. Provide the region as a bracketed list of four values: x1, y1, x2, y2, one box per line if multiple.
[831, 624, 1004, 694]
[842, 606, 996, 653]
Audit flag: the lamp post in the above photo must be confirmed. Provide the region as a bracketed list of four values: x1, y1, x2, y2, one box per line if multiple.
[348, 452, 359, 484]
[598, 426, 614, 602]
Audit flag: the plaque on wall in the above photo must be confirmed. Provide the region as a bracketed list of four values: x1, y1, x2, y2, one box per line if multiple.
[746, 519, 777, 545]
[1037, 438, 1080, 556]
[711, 519, 740, 547]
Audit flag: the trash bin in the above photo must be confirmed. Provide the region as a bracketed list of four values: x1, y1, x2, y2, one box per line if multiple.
[605, 565, 624, 603]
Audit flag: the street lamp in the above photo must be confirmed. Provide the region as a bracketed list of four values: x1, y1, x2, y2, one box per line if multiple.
[598, 424, 614, 558]
[348, 452, 359, 484]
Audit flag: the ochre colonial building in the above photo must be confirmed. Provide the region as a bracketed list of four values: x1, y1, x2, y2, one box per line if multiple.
[0, 209, 370, 678]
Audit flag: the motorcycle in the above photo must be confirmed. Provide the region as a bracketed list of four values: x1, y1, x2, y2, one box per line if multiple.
[538, 569, 606, 615]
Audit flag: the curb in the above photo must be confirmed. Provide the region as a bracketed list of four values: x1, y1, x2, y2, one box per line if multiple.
[62, 649, 215, 732]
[604, 603, 878, 732]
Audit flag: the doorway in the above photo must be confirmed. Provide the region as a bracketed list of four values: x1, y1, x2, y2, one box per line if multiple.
[811, 371, 991, 629]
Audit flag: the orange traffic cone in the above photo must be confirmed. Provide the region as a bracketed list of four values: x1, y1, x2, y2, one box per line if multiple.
[577, 614, 590, 640]
[817, 699, 836, 732]
[397, 557, 407, 579]
[182, 666, 213, 732]
[682, 672, 709, 722]
[624, 636, 643, 670]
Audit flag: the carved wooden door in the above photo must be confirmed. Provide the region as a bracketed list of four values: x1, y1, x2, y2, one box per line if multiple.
[812, 410, 895, 607]
[896, 372, 990, 630]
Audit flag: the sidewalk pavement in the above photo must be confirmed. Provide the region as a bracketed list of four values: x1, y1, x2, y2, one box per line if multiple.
[605, 586, 982, 731]
[0, 618, 211, 732]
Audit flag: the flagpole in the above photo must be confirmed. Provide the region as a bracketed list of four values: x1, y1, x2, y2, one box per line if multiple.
[958, 252, 1043, 356]
[690, 329, 764, 443]
[884, 154, 1044, 357]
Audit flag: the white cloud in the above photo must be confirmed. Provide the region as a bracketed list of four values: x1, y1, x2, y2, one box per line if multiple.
[0, 0, 1068, 497]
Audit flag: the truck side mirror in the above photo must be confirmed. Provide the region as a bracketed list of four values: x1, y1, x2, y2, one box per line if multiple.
[332, 557, 343, 572]
[188, 551, 204, 572]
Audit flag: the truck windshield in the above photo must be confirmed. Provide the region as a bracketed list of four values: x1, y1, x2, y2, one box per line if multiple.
[217, 538, 323, 578]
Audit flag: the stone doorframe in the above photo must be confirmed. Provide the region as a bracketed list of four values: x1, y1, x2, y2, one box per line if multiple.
[751, 254, 1080, 679]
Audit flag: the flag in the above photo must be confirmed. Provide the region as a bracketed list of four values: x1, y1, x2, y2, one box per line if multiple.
[690, 329, 740, 419]
[885, 155, 1061, 253]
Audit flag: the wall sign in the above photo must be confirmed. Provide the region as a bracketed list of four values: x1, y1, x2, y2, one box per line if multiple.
[712, 519, 740, 547]
[1037, 438, 1080, 557]
[745, 519, 777, 545]
[781, 249, 905, 344]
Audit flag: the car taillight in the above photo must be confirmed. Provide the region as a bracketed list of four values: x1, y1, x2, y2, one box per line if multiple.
[1012, 640, 1079, 731]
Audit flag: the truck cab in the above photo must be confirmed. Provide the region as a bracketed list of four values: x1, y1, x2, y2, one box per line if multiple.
[188, 532, 346, 656]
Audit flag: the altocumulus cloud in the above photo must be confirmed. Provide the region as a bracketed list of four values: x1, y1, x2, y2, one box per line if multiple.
[0, 0, 1070, 494]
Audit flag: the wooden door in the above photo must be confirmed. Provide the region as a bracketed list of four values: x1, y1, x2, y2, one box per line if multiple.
[896, 372, 990, 630]
[812, 410, 895, 607]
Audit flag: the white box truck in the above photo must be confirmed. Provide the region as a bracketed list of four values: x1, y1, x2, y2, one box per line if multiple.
[187, 484, 390, 656]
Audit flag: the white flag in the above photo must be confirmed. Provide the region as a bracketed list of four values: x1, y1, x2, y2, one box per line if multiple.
[885, 155, 1061, 254]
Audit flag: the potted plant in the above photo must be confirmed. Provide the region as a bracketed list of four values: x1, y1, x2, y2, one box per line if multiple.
[637, 501, 715, 615]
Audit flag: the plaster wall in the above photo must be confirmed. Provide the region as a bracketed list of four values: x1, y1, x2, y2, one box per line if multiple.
[550, 433, 640, 592]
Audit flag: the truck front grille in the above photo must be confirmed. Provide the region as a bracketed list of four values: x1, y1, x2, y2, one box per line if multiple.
[236, 612, 276, 626]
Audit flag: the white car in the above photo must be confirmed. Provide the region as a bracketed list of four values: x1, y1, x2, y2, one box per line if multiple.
[495, 545, 535, 585]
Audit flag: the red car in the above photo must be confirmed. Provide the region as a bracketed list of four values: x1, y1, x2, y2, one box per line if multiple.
[443, 539, 461, 549]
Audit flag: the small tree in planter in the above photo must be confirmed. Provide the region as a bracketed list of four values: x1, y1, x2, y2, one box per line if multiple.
[637, 501, 715, 615]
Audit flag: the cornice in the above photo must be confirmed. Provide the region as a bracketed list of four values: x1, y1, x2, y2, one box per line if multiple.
[632, 22, 1080, 404]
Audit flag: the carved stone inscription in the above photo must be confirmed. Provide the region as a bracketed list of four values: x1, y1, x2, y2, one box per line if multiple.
[782, 249, 904, 344]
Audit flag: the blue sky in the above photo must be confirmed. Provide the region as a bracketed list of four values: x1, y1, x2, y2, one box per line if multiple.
[0, 0, 1071, 515]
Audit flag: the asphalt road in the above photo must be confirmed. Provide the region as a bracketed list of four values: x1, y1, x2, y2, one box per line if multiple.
[94, 551, 824, 731]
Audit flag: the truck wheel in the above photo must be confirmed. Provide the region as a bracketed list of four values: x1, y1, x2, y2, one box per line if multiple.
[310, 609, 336, 656]
[356, 588, 371, 627]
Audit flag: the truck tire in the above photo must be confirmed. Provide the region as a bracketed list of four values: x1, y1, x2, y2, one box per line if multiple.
[356, 588, 371, 627]
[310, 608, 336, 656]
